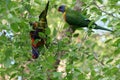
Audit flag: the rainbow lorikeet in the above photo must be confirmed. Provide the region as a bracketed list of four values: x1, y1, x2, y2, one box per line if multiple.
[29, 1, 49, 59]
[58, 5, 112, 32]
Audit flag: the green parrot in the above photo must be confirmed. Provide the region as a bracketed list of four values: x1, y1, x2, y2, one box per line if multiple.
[29, 1, 49, 59]
[58, 5, 112, 32]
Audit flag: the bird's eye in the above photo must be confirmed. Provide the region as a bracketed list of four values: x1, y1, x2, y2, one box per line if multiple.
[58, 7, 61, 10]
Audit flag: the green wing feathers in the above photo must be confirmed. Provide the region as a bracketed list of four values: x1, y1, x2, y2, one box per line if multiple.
[65, 8, 112, 32]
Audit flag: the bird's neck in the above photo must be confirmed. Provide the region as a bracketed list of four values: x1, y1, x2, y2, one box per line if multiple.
[63, 12, 66, 21]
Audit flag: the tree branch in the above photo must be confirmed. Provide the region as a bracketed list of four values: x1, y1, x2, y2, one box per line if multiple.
[93, 1, 120, 20]
[93, 52, 104, 65]
[74, 0, 83, 11]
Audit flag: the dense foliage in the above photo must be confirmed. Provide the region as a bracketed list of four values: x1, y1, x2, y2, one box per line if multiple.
[0, 0, 120, 80]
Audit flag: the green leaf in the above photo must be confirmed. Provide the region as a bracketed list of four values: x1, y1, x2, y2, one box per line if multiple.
[101, 18, 108, 23]
[78, 73, 85, 79]
[87, 54, 94, 60]
[53, 72, 62, 78]
[3, 58, 11, 68]
[47, 56, 55, 65]
[0, 68, 6, 72]
[105, 39, 112, 43]
[0, 35, 7, 45]
[53, 28, 57, 37]
[110, 0, 119, 4]
[39, 32, 46, 38]
[45, 27, 51, 35]
[10, 23, 19, 32]
[10, 73, 17, 79]
[67, 72, 73, 80]
[111, 67, 119, 74]
[98, 0, 103, 4]
[106, 58, 113, 64]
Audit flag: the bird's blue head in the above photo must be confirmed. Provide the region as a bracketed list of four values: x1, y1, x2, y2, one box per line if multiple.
[58, 5, 65, 13]
[32, 47, 39, 59]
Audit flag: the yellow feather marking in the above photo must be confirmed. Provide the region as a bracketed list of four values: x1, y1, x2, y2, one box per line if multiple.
[40, 21, 46, 23]
[63, 12, 66, 21]
[39, 18, 47, 29]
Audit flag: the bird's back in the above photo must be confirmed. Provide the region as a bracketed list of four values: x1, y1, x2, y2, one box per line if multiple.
[63, 8, 112, 32]
[65, 9, 90, 28]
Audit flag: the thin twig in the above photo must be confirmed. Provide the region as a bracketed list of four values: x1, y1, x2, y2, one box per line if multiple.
[93, 52, 104, 65]
[74, 0, 83, 11]
[93, 1, 120, 20]
[84, 52, 104, 66]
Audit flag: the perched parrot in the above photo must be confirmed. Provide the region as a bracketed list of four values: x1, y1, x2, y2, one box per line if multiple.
[29, 1, 49, 59]
[58, 5, 112, 32]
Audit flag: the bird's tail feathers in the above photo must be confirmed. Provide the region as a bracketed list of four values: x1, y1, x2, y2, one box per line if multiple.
[45, 1, 49, 13]
[95, 25, 113, 32]
[39, 1, 49, 20]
